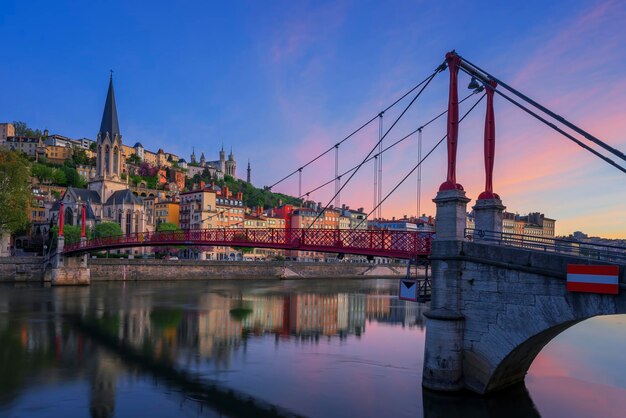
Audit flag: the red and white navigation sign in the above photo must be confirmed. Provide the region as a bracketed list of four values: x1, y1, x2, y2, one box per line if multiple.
[566, 264, 620, 295]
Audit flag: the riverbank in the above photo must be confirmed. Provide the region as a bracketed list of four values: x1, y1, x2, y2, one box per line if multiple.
[0, 257, 407, 282]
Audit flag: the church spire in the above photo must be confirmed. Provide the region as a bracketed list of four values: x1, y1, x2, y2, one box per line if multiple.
[99, 72, 120, 139]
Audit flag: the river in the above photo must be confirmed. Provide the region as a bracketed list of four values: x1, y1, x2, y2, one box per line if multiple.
[0, 279, 624, 418]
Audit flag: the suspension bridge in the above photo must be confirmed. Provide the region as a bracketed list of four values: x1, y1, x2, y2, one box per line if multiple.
[49, 50, 626, 396]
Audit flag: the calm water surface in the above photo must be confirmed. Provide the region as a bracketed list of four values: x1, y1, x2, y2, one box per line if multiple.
[0, 279, 625, 418]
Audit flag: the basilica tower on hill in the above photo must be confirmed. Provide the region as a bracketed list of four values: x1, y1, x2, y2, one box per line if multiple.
[89, 74, 128, 202]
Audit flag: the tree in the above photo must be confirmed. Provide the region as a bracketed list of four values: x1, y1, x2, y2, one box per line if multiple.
[0, 150, 30, 233]
[72, 149, 89, 166]
[52, 169, 67, 185]
[145, 175, 158, 189]
[89, 142, 97, 151]
[32, 163, 55, 183]
[61, 166, 86, 188]
[126, 154, 141, 165]
[156, 222, 180, 232]
[12, 121, 43, 138]
[50, 224, 81, 244]
[94, 222, 123, 238]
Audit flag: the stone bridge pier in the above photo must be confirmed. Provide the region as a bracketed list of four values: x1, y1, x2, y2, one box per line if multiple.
[44, 201, 90, 286]
[423, 189, 626, 394]
[45, 237, 90, 286]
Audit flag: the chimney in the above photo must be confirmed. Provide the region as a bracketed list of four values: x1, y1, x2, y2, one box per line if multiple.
[211, 181, 215, 190]
[224, 186, 230, 198]
[236, 191, 243, 200]
[200, 181, 205, 190]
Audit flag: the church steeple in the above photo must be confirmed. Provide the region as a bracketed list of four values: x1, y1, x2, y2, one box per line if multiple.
[99, 72, 120, 139]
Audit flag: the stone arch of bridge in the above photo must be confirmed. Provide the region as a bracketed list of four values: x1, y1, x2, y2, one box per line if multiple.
[464, 288, 626, 394]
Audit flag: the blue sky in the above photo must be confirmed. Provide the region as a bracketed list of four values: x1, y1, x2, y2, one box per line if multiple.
[1, 0, 624, 237]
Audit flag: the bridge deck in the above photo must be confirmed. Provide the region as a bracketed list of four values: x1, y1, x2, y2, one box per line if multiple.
[62, 228, 433, 259]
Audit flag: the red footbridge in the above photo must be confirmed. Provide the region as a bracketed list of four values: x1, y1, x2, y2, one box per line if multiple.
[62, 228, 434, 259]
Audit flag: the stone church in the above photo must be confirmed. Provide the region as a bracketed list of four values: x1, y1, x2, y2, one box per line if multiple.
[189, 145, 237, 179]
[52, 75, 148, 236]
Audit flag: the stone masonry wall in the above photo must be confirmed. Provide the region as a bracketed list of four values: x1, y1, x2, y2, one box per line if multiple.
[0, 257, 43, 282]
[88, 259, 405, 281]
[454, 241, 626, 394]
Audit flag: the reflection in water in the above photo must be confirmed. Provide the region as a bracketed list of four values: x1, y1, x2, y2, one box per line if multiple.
[0, 280, 623, 417]
[422, 384, 540, 418]
[0, 281, 431, 418]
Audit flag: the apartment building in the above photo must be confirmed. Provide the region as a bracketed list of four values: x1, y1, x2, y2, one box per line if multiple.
[179, 188, 218, 230]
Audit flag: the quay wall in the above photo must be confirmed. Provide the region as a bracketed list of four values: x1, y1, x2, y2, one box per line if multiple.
[0, 257, 406, 282]
[87, 259, 406, 281]
[0, 257, 43, 282]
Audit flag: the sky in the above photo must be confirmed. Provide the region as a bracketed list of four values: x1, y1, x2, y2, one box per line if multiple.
[0, 0, 624, 238]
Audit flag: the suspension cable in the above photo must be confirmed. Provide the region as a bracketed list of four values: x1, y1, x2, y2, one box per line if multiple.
[457, 68, 626, 175]
[267, 68, 446, 190]
[353, 93, 486, 229]
[297, 90, 481, 199]
[458, 54, 626, 163]
[305, 64, 445, 230]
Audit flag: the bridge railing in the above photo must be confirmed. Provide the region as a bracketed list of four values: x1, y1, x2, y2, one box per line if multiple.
[465, 228, 626, 263]
[63, 228, 434, 258]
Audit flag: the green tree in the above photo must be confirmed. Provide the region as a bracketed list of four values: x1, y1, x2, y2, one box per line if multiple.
[156, 222, 180, 232]
[52, 169, 67, 185]
[89, 142, 96, 151]
[12, 121, 43, 138]
[50, 224, 81, 244]
[71, 149, 89, 166]
[0, 150, 31, 233]
[94, 222, 123, 238]
[145, 175, 158, 189]
[126, 154, 141, 165]
[32, 163, 55, 183]
[61, 166, 86, 188]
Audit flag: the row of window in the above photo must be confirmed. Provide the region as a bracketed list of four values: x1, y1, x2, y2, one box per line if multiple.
[217, 198, 243, 207]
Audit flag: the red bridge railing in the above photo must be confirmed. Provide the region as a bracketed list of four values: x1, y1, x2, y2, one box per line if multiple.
[62, 228, 434, 259]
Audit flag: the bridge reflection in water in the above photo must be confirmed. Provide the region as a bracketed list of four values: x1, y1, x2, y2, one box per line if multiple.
[1, 280, 619, 418]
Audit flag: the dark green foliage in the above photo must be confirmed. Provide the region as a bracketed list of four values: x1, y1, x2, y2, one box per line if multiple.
[31, 162, 85, 188]
[50, 224, 84, 245]
[156, 222, 180, 232]
[126, 154, 142, 165]
[0, 150, 31, 233]
[228, 178, 301, 209]
[94, 222, 123, 238]
[12, 121, 43, 138]
[71, 149, 89, 166]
